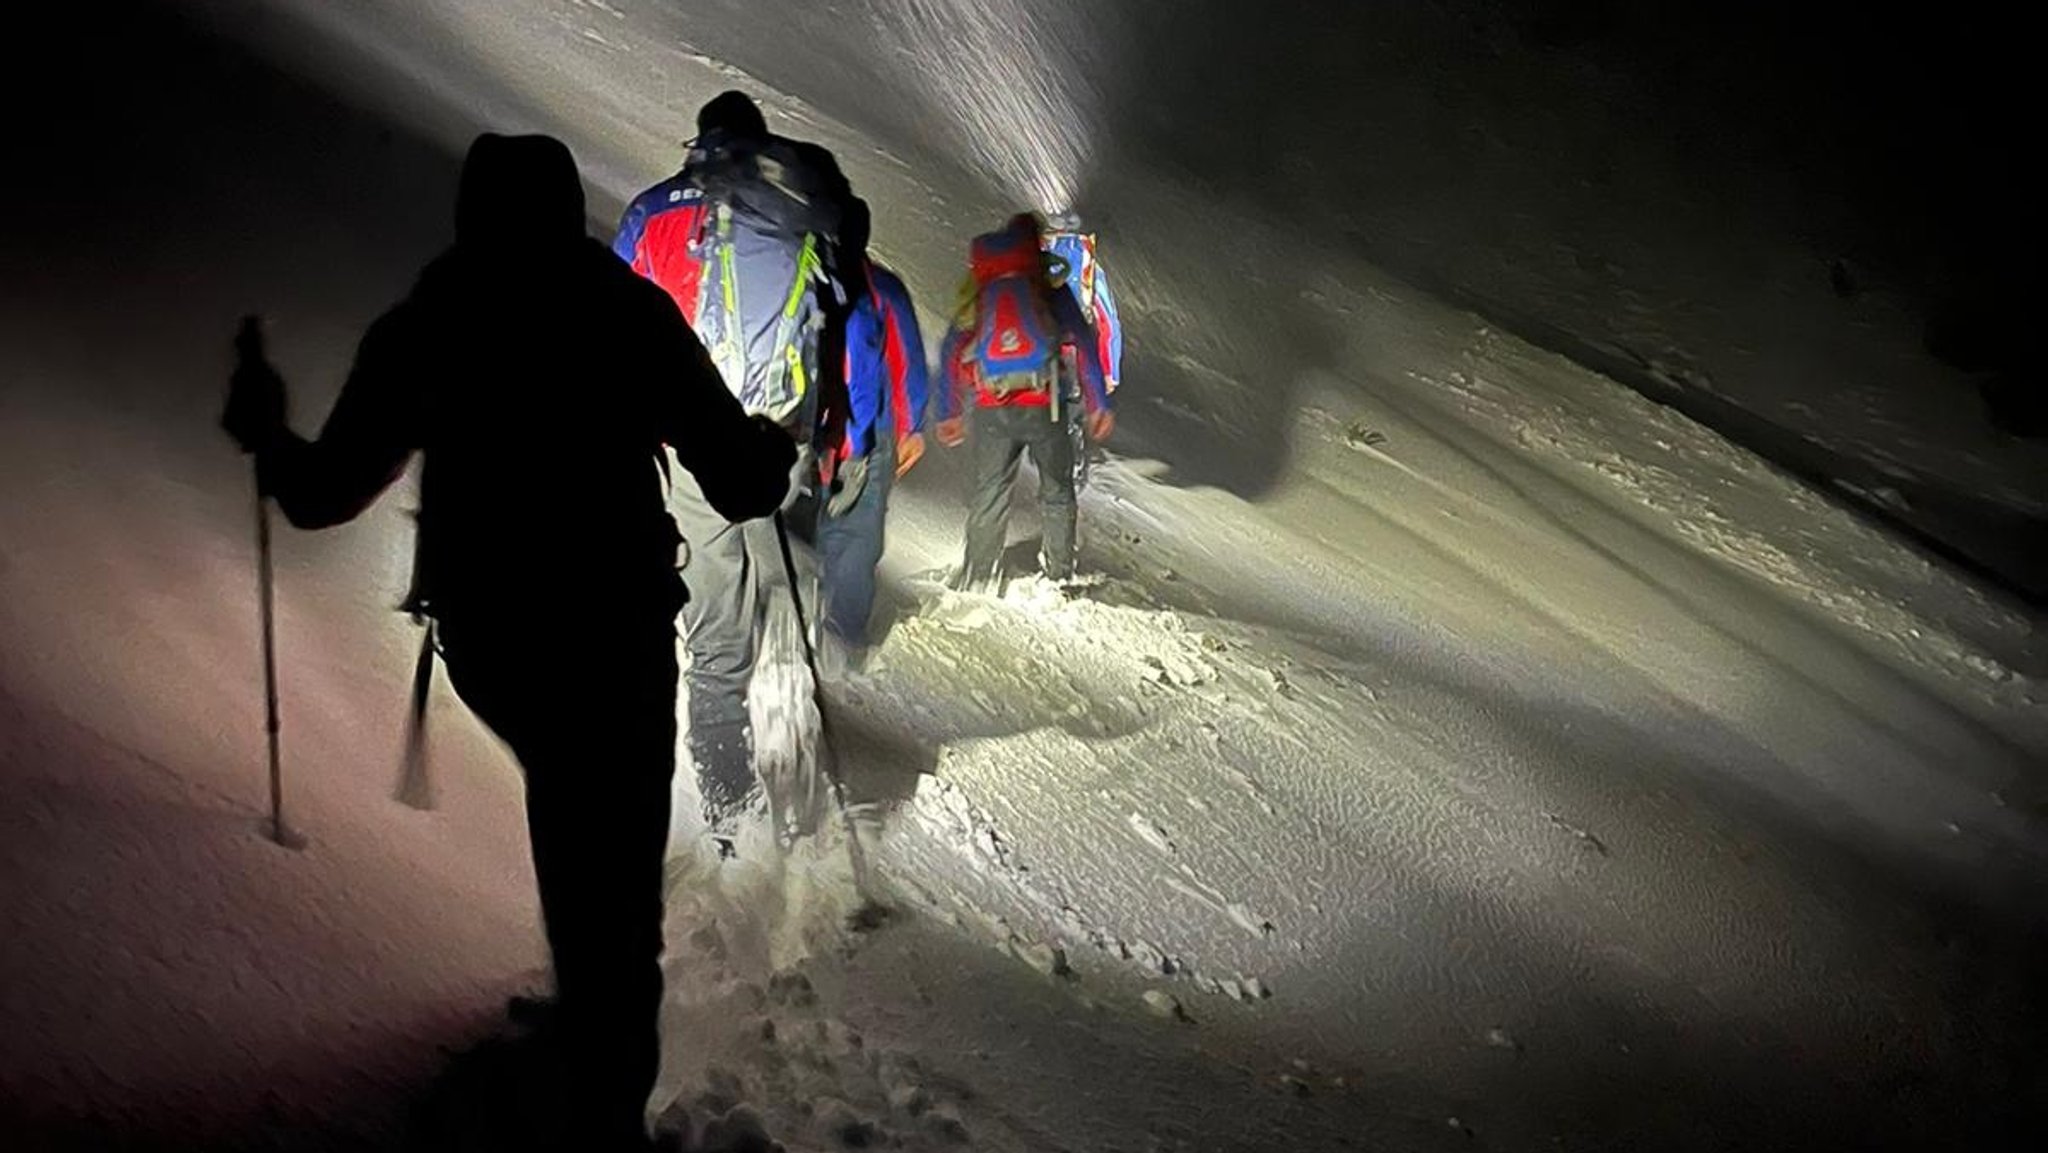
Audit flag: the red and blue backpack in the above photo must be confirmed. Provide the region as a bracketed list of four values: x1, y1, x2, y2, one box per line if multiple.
[960, 222, 1060, 400]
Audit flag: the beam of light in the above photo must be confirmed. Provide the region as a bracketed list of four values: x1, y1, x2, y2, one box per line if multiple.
[871, 0, 1096, 214]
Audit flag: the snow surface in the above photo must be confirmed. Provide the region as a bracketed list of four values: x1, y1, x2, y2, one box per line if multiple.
[4, 1, 2046, 1151]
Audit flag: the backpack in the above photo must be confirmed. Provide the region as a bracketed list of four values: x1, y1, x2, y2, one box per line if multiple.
[1043, 230, 1099, 315]
[961, 227, 1061, 401]
[688, 136, 845, 430]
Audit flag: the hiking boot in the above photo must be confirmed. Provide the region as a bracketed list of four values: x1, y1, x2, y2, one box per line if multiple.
[948, 563, 1003, 597]
[815, 630, 871, 685]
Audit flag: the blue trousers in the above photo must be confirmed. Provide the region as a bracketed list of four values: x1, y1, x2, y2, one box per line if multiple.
[815, 441, 894, 651]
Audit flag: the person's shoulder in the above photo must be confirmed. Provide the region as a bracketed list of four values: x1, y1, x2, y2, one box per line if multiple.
[400, 247, 476, 312]
[630, 171, 703, 214]
[872, 264, 918, 309]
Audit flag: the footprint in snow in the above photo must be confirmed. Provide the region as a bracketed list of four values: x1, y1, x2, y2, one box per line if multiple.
[1129, 812, 1177, 855]
[1344, 421, 1389, 451]
[1545, 812, 1610, 856]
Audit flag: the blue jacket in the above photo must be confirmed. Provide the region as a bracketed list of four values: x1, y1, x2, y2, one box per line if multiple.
[1042, 230, 1123, 390]
[838, 262, 928, 460]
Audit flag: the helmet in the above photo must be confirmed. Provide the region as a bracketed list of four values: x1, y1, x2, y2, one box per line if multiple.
[1046, 208, 1084, 233]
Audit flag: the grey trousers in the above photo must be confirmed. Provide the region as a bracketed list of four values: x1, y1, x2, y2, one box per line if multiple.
[669, 456, 803, 827]
[961, 401, 1080, 589]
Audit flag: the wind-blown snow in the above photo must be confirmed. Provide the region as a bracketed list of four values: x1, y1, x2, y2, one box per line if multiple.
[4, 2, 2045, 1151]
[871, 0, 1096, 214]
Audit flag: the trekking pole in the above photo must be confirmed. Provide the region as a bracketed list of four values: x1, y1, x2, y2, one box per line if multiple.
[252, 473, 306, 850]
[770, 509, 876, 901]
[393, 510, 437, 811]
[393, 621, 438, 811]
[235, 316, 306, 851]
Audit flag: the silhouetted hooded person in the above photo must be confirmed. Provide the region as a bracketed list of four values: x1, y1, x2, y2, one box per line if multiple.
[223, 132, 796, 1150]
[455, 131, 587, 244]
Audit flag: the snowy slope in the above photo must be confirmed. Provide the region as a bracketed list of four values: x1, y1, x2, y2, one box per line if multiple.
[622, 0, 2048, 600]
[4, 2, 2046, 1151]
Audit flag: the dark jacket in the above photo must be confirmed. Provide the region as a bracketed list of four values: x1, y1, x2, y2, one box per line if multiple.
[258, 134, 794, 622]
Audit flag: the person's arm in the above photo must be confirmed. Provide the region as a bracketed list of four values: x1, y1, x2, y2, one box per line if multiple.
[612, 189, 653, 273]
[881, 275, 929, 441]
[1050, 288, 1110, 415]
[877, 275, 929, 474]
[935, 271, 980, 423]
[648, 287, 796, 521]
[1091, 256, 1123, 391]
[934, 321, 971, 424]
[231, 308, 423, 530]
[841, 298, 884, 460]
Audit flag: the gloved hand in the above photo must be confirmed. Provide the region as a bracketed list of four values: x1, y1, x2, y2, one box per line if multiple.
[894, 431, 926, 477]
[223, 315, 287, 454]
[1086, 408, 1116, 443]
[936, 417, 967, 448]
[750, 413, 800, 473]
[825, 450, 870, 518]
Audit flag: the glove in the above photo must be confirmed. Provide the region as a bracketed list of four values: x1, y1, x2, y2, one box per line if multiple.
[936, 417, 967, 448]
[750, 413, 800, 473]
[1087, 408, 1116, 443]
[223, 315, 287, 454]
[894, 431, 927, 477]
[825, 451, 870, 518]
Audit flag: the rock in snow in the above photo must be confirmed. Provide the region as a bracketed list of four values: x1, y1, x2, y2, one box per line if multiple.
[1144, 989, 1192, 1022]
[1016, 939, 1072, 978]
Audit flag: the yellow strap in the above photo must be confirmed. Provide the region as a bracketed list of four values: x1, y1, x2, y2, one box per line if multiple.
[781, 235, 818, 319]
[786, 343, 807, 400]
[950, 273, 978, 318]
[714, 207, 746, 369]
[718, 219, 738, 321]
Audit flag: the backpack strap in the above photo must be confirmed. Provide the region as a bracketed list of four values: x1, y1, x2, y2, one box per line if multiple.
[694, 203, 749, 396]
[768, 233, 821, 414]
